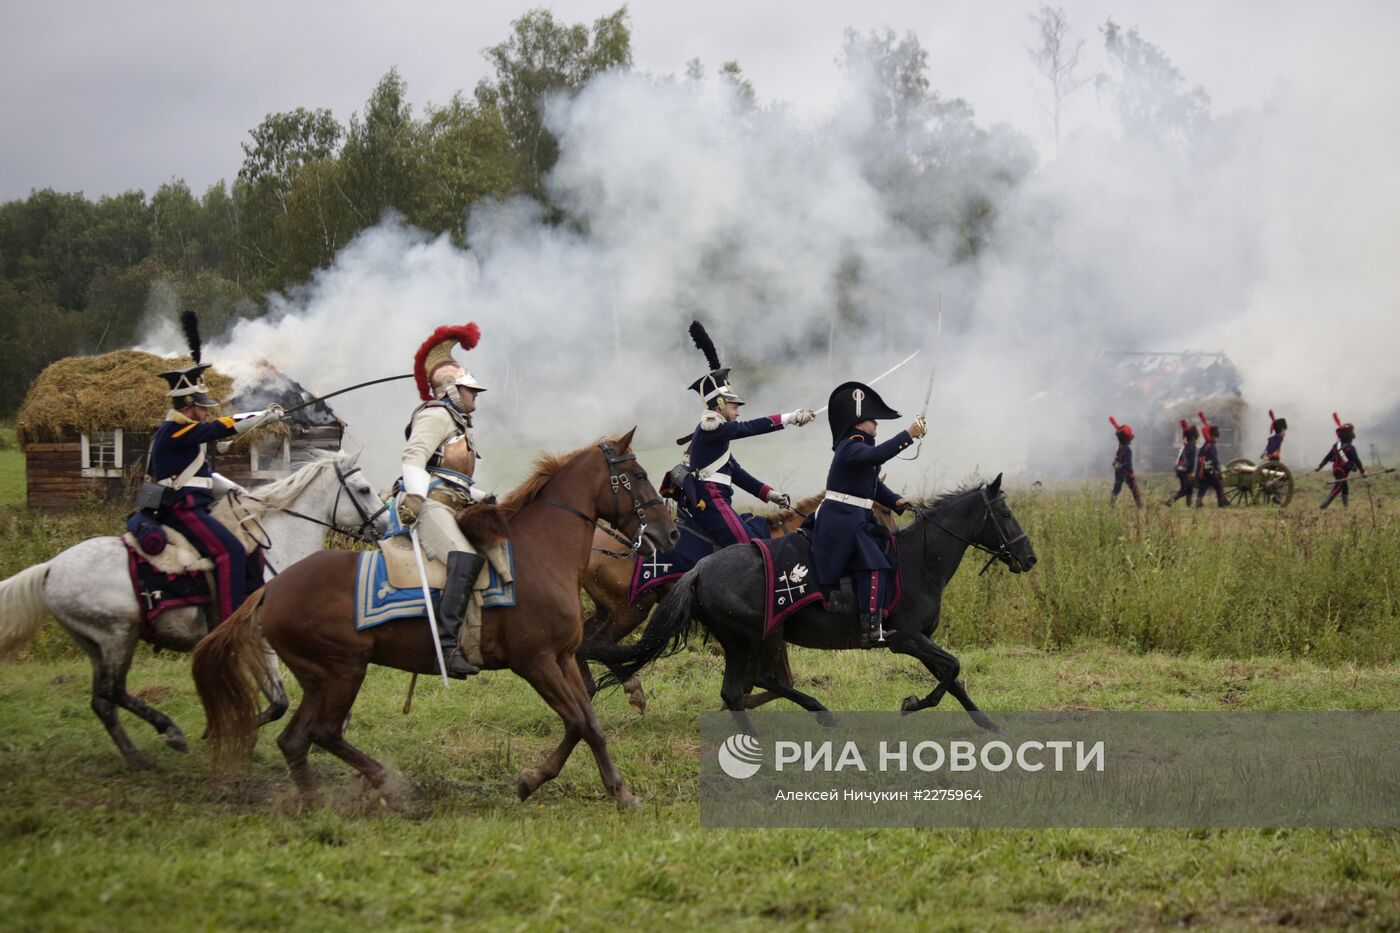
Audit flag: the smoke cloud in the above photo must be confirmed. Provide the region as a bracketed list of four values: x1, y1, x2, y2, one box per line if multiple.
[140, 12, 1400, 496]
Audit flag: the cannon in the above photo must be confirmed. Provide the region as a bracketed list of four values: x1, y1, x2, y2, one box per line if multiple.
[1221, 458, 1294, 507]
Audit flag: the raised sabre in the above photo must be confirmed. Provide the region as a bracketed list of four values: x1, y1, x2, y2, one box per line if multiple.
[813, 349, 922, 415]
[409, 526, 452, 689]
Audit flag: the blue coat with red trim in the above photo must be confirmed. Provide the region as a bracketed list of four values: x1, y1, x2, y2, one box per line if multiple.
[679, 412, 785, 546]
[1113, 442, 1134, 477]
[812, 429, 911, 584]
[1176, 441, 1199, 476]
[1262, 433, 1284, 461]
[1319, 443, 1362, 479]
[149, 413, 238, 509]
[1196, 441, 1221, 479]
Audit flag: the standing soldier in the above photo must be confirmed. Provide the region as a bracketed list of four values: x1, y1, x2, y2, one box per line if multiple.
[1164, 419, 1198, 507]
[1317, 413, 1365, 509]
[1262, 411, 1287, 462]
[1108, 417, 1142, 508]
[149, 311, 284, 621]
[1194, 414, 1228, 508]
[812, 382, 923, 647]
[395, 323, 491, 678]
[675, 321, 813, 547]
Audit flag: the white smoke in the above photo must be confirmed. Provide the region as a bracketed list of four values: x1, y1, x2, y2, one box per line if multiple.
[139, 14, 1400, 495]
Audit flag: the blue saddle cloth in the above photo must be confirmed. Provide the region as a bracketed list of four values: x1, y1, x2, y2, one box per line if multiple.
[353, 543, 516, 632]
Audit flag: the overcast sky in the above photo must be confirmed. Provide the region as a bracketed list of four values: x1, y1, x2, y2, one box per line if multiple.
[3, 0, 1391, 201]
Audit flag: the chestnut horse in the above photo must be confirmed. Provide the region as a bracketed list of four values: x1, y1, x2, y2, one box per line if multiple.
[580, 493, 899, 711]
[193, 431, 678, 809]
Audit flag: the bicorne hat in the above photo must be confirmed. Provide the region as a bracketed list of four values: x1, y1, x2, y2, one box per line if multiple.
[826, 380, 900, 448]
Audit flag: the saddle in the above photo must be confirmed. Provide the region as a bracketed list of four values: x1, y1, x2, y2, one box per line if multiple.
[375, 504, 513, 592]
[121, 496, 268, 632]
[751, 533, 903, 639]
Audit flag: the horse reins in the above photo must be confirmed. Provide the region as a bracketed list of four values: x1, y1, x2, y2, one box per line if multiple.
[914, 486, 1027, 575]
[540, 442, 662, 555]
[237, 462, 389, 576]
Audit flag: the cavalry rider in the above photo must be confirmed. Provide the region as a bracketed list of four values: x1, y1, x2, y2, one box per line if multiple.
[1317, 417, 1364, 509]
[812, 381, 924, 647]
[1262, 412, 1287, 461]
[1195, 423, 1228, 508]
[1109, 418, 1142, 508]
[395, 323, 491, 679]
[677, 321, 814, 546]
[150, 348, 284, 622]
[1165, 420, 1199, 507]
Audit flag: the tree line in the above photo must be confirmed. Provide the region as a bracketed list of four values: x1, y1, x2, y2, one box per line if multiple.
[0, 5, 1207, 414]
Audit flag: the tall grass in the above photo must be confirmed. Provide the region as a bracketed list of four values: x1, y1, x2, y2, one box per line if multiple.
[942, 476, 1400, 665]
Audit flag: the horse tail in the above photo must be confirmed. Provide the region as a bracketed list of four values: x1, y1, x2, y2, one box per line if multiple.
[0, 563, 52, 660]
[193, 587, 270, 774]
[589, 567, 700, 689]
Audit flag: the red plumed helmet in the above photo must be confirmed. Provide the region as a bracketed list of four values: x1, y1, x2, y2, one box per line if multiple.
[1109, 416, 1133, 440]
[413, 323, 483, 401]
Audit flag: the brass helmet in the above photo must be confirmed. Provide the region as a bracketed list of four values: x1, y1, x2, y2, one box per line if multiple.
[413, 323, 486, 403]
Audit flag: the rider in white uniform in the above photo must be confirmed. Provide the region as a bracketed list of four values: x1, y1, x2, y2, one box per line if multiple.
[395, 324, 491, 678]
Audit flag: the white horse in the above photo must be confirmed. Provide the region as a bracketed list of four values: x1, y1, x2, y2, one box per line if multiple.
[0, 450, 388, 768]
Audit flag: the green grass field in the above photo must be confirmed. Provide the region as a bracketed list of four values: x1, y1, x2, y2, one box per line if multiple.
[0, 428, 1397, 930]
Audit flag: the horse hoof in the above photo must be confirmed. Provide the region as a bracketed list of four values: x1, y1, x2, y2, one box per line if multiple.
[516, 769, 539, 801]
[627, 692, 647, 716]
[971, 712, 1001, 733]
[616, 792, 642, 811]
[817, 711, 837, 728]
[164, 728, 189, 753]
[900, 695, 921, 713]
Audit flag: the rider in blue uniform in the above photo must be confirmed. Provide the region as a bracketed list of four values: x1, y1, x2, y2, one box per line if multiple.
[148, 313, 284, 620]
[811, 381, 924, 647]
[675, 321, 813, 547]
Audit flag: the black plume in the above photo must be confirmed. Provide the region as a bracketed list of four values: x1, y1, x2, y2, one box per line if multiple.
[179, 310, 202, 364]
[689, 320, 721, 370]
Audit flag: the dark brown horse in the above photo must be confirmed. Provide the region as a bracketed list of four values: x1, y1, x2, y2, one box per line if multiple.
[192, 431, 678, 809]
[579, 493, 899, 711]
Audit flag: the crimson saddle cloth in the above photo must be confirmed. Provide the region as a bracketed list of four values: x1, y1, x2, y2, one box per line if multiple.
[751, 533, 902, 638]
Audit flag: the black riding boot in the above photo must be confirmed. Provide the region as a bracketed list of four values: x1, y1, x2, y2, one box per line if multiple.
[860, 611, 885, 648]
[437, 551, 486, 678]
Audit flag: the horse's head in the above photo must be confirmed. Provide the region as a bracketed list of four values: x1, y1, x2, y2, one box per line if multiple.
[974, 474, 1036, 573]
[328, 451, 392, 540]
[593, 428, 680, 556]
[918, 473, 1036, 574]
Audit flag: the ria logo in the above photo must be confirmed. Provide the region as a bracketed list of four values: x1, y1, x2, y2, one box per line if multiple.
[717, 733, 763, 779]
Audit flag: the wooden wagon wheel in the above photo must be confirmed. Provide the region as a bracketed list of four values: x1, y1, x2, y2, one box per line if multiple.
[1223, 458, 1256, 506]
[1256, 461, 1294, 507]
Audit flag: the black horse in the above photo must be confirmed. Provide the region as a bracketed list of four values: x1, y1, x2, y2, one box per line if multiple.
[585, 475, 1036, 732]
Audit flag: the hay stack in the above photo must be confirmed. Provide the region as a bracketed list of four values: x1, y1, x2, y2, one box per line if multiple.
[17, 350, 288, 446]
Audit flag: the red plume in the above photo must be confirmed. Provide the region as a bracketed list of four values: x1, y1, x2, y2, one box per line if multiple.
[1108, 416, 1120, 430]
[413, 323, 481, 400]
[1332, 411, 1342, 427]
[1179, 419, 1189, 433]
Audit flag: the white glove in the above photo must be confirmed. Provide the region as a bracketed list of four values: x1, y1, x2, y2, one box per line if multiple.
[232, 404, 287, 435]
[909, 416, 928, 439]
[210, 472, 245, 498]
[781, 409, 815, 427]
[699, 410, 724, 432]
[766, 490, 792, 509]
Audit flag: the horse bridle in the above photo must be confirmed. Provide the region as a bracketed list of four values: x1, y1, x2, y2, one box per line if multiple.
[243, 462, 387, 547]
[915, 486, 1028, 575]
[541, 442, 663, 553]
